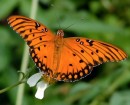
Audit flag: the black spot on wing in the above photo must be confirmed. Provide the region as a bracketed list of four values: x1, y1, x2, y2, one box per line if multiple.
[23, 34, 28, 39]
[99, 57, 104, 62]
[19, 30, 25, 34]
[35, 22, 40, 29]
[86, 39, 94, 46]
[45, 28, 48, 32]
[73, 53, 76, 56]
[38, 47, 40, 51]
[30, 29, 32, 32]
[81, 50, 84, 53]
[76, 38, 80, 42]
[79, 59, 84, 63]
[27, 40, 32, 45]
[69, 64, 73, 66]
[80, 41, 84, 45]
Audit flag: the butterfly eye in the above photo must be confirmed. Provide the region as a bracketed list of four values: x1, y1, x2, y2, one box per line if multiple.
[57, 30, 64, 37]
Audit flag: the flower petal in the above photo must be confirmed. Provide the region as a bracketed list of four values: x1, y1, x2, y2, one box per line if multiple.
[35, 81, 48, 99]
[27, 72, 43, 87]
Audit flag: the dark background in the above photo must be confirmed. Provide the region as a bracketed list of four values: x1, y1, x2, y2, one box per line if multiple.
[0, 0, 130, 105]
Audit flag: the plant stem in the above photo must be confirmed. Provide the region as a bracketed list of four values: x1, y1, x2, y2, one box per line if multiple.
[15, 0, 39, 105]
[0, 81, 25, 94]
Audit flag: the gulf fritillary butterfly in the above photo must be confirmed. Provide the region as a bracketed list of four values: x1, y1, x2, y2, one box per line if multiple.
[8, 15, 127, 82]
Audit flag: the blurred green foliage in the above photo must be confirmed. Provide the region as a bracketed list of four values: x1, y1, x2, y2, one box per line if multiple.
[0, 0, 130, 105]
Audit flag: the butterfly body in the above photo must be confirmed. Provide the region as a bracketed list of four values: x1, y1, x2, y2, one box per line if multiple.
[8, 15, 127, 82]
[52, 30, 64, 77]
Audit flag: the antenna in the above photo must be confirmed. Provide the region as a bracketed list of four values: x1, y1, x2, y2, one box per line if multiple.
[50, 4, 88, 31]
[57, 16, 62, 29]
[64, 17, 86, 30]
[64, 23, 75, 30]
[50, 4, 62, 30]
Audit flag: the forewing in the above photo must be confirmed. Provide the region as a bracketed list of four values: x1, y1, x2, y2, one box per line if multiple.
[7, 15, 55, 48]
[8, 15, 55, 75]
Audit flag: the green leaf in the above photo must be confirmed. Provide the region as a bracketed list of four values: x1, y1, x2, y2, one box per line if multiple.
[0, 0, 18, 19]
[0, 26, 11, 71]
[110, 91, 130, 105]
[69, 82, 91, 94]
[0, 46, 11, 71]
[0, 26, 11, 45]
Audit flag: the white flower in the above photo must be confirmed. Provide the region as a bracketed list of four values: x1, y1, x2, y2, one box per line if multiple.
[27, 72, 49, 99]
[35, 81, 48, 99]
[27, 72, 43, 87]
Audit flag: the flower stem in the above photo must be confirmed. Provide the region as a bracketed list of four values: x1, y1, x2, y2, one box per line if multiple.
[15, 0, 39, 105]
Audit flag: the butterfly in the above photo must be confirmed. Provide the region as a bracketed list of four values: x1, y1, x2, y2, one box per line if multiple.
[8, 15, 127, 82]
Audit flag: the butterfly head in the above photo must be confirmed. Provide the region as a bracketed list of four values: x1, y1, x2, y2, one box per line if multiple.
[57, 30, 64, 37]
[55, 30, 64, 45]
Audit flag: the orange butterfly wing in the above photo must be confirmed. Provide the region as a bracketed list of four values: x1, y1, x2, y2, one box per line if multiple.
[54, 37, 127, 81]
[8, 16, 127, 82]
[8, 16, 55, 75]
